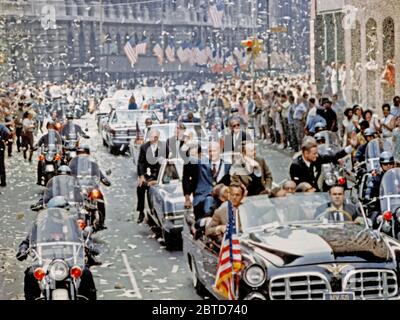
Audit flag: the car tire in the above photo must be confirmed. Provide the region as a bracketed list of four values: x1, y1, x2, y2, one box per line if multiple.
[108, 144, 116, 155]
[163, 229, 174, 251]
[189, 255, 206, 296]
[102, 138, 107, 146]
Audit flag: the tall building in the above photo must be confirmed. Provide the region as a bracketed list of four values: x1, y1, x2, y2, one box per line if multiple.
[0, 0, 310, 83]
[311, 0, 400, 108]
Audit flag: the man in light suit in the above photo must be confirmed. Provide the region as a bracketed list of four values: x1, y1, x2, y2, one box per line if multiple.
[166, 123, 186, 159]
[223, 117, 252, 154]
[206, 183, 245, 240]
[231, 142, 273, 196]
[182, 141, 231, 221]
[136, 129, 167, 223]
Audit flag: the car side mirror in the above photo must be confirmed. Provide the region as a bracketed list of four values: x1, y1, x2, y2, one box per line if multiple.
[85, 128, 89, 132]
[105, 169, 112, 176]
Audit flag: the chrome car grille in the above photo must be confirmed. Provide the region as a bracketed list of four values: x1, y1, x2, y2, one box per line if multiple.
[343, 269, 398, 299]
[269, 272, 331, 300]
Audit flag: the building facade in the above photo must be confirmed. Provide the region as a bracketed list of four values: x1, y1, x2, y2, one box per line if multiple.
[311, 0, 400, 108]
[0, 0, 310, 83]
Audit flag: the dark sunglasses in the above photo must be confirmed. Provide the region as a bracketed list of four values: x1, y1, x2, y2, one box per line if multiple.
[232, 123, 240, 128]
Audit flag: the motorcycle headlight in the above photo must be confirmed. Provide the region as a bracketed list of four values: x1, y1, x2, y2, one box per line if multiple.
[48, 260, 69, 281]
[325, 174, 336, 186]
[243, 264, 266, 287]
[45, 153, 54, 162]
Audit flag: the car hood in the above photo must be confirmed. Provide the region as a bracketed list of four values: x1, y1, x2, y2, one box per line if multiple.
[242, 223, 393, 267]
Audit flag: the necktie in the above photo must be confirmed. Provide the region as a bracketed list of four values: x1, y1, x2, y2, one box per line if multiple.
[212, 163, 217, 178]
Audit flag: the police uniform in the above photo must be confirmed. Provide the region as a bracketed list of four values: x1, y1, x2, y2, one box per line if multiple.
[0, 124, 11, 186]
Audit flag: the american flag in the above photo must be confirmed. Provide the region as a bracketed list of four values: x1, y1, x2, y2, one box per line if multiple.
[124, 37, 137, 67]
[213, 201, 242, 300]
[153, 43, 164, 65]
[135, 36, 147, 55]
[165, 41, 175, 62]
[208, 0, 225, 28]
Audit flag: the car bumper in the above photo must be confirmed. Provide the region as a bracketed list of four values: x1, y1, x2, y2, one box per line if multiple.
[163, 218, 184, 234]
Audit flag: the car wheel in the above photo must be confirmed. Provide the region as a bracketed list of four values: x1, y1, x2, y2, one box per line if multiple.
[189, 255, 206, 295]
[102, 138, 107, 146]
[108, 144, 116, 155]
[163, 229, 175, 251]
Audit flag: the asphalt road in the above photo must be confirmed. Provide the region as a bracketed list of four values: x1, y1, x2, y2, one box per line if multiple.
[0, 113, 291, 300]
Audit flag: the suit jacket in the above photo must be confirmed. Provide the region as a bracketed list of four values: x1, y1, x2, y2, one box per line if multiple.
[231, 156, 273, 192]
[206, 202, 242, 239]
[166, 136, 186, 159]
[223, 131, 252, 153]
[314, 201, 360, 220]
[289, 149, 348, 191]
[206, 204, 229, 238]
[137, 141, 167, 179]
[182, 157, 231, 206]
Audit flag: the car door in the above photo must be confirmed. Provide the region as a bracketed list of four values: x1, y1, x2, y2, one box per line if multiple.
[202, 236, 220, 291]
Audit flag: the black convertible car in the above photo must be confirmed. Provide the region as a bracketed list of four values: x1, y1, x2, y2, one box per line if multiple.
[183, 193, 400, 300]
[146, 158, 186, 250]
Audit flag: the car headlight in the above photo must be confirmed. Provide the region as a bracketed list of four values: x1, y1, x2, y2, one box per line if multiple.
[48, 260, 69, 281]
[243, 264, 266, 287]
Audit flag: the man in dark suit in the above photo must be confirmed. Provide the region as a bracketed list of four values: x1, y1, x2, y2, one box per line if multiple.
[136, 129, 167, 223]
[314, 185, 360, 221]
[166, 123, 186, 159]
[182, 141, 231, 220]
[223, 117, 252, 154]
[290, 137, 354, 191]
[231, 142, 273, 196]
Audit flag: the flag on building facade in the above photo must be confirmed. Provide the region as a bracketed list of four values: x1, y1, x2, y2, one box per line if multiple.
[213, 201, 242, 300]
[153, 43, 164, 65]
[135, 35, 147, 55]
[208, 0, 225, 28]
[123, 36, 137, 67]
[165, 38, 175, 62]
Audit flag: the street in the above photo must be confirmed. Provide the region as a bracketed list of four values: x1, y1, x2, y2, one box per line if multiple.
[0, 113, 292, 300]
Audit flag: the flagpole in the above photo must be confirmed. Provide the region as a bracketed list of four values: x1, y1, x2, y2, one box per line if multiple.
[251, 0, 256, 92]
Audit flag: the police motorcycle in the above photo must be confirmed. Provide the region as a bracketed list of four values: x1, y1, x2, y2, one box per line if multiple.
[61, 121, 80, 165]
[18, 206, 96, 300]
[369, 168, 400, 240]
[69, 155, 107, 232]
[316, 131, 350, 191]
[38, 132, 63, 186]
[356, 138, 392, 201]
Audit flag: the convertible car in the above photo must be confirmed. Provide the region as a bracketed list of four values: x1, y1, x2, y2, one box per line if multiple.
[130, 122, 209, 165]
[146, 158, 186, 250]
[100, 109, 159, 154]
[183, 193, 400, 300]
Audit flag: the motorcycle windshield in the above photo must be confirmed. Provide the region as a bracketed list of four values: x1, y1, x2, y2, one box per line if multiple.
[63, 123, 77, 140]
[69, 156, 101, 188]
[43, 176, 84, 205]
[380, 168, 400, 212]
[30, 209, 84, 263]
[365, 139, 383, 172]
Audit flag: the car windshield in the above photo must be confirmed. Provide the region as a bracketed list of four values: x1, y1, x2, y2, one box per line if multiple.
[111, 111, 159, 123]
[145, 123, 207, 142]
[161, 161, 183, 183]
[239, 193, 336, 233]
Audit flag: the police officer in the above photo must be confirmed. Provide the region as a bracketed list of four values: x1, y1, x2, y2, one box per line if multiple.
[4, 115, 14, 157]
[61, 112, 90, 140]
[0, 121, 11, 187]
[364, 151, 395, 226]
[365, 151, 395, 202]
[34, 121, 63, 185]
